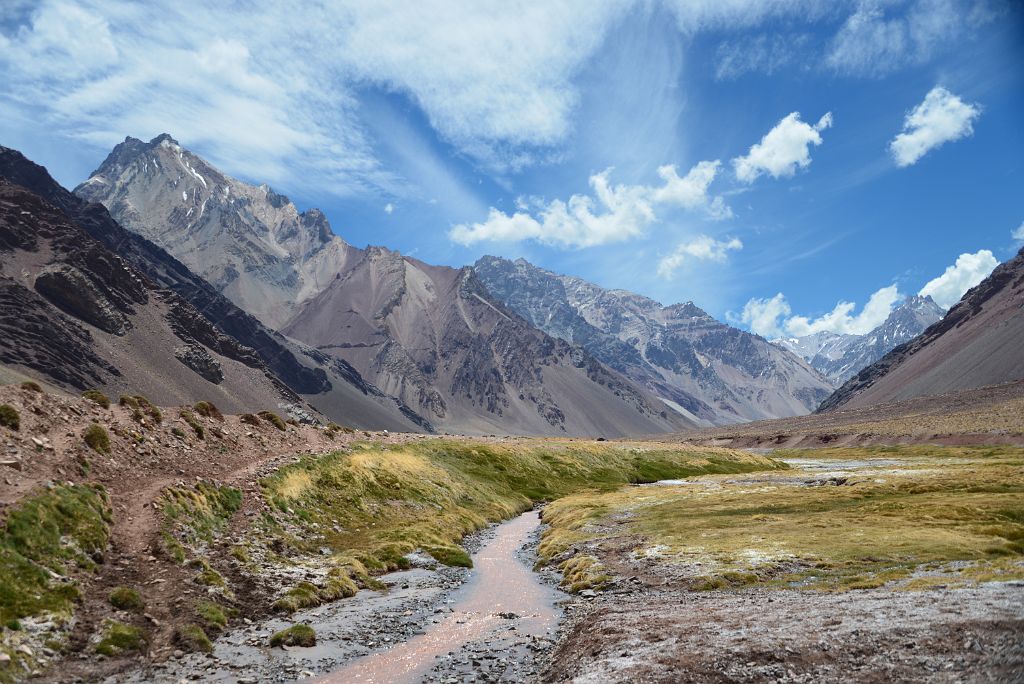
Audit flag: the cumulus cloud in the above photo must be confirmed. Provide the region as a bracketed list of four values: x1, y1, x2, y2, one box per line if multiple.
[736, 293, 792, 339]
[738, 249, 1000, 338]
[889, 86, 981, 167]
[733, 112, 832, 183]
[384, 203, 394, 214]
[657, 235, 743, 278]
[740, 286, 901, 338]
[1012, 222, 1024, 241]
[449, 160, 729, 248]
[918, 249, 998, 308]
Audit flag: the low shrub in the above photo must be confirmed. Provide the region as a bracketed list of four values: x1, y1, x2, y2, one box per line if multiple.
[193, 401, 223, 421]
[109, 587, 144, 612]
[0, 405, 19, 431]
[258, 411, 286, 431]
[82, 390, 110, 409]
[20, 381, 41, 393]
[239, 413, 260, 427]
[119, 395, 162, 424]
[83, 424, 110, 454]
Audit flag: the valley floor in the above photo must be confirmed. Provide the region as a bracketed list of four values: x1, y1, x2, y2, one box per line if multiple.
[1, 383, 1022, 683]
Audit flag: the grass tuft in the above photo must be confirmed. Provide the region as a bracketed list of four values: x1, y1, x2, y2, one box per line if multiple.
[108, 587, 144, 612]
[174, 623, 212, 653]
[19, 381, 41, 393]
[269, 623, 315, 648]
[83, 424, 110, 454]
[81, 390, 110, 409]
[193, 401, 223, 421]
[258, 411, 286, 431]
[94, 620, 148, 657]
[0, 405, 19, 432]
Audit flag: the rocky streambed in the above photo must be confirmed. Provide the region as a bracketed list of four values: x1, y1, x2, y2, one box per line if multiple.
[111, 511, 564, 684]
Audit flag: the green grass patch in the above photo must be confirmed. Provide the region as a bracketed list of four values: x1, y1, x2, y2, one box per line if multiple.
[119, 395, 161, 424]
[541, 445, 1024, 593]
[258, 439, 780, 587]
[108, 587, 144, 612]
[0, 405, 20, 432]
[83, 424, 110, 454]
[269, 623, 315, 648]
[0, 484, 111, 624]
[258, 411, 286, 431]
[193, 401, 223, 421]
[81, 390, 110, 409]
[94, 620, 148, 656]
[174, 624, 212, 653]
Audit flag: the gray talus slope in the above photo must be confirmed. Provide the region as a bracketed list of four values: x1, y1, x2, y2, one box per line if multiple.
[75, 134, 348, 328]
[283, 247, 692, 437]
[775, 295, 945, 385]
[819, 248, 1024, 412]
[473, 256, 833, 425]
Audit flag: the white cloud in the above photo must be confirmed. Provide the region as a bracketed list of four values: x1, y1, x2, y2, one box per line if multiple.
[826, 0, 977, 77]
[449, 160, 729, 248]
[384, 202, 394, 214]
[1012, 222, 1024, 241]
[733, 112, 832, 183]
[737, 293, 791, 339]
[889, 86, 981, 167]
[657, 235, 743, 278]
[918, 249, 998, 308]
[738, 285, 902, 338]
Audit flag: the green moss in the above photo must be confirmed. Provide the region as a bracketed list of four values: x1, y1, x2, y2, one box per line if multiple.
[0, 405, 20, 432]
[19, 381, 41, 393]
[258, 411, 286, 431]
[174, 623, 213, 653]
[95, 620, 148, 656]
[83, 423, 110, 454]
[269, 623, 316, 648]
[108, 587, 144, 612]
[0, 484, 110, 624]
[81, 390, 110, 409]
[193, 401, 223, 421]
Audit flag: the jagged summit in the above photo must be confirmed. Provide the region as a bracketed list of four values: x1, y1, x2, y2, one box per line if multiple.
[75, 133, 347, 327]
[775, 294, 946, 385]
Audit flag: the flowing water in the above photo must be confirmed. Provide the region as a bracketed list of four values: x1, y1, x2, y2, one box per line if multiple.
[318, 510, 561, 683]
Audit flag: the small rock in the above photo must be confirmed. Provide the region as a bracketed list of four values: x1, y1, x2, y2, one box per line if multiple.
[16, 645, 32, 657]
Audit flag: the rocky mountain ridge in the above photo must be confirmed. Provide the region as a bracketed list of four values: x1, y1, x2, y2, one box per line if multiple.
[819, 248, 1024, 412]
[2, 145, 428, 431]
[473, 256, 834, 425]
[77, 136, 692, 437]
[76, 134, 350, 328]
[775, 295, 945, 385]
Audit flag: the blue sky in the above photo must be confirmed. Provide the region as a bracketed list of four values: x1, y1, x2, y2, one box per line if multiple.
[2, 0, 1022, 338]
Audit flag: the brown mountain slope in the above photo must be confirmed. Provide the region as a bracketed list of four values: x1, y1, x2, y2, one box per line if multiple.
[819, 247, 1024, 412]
[2, 145, 427, 432]
[283, 246, 694, 437]
[0, 178, 297, 413]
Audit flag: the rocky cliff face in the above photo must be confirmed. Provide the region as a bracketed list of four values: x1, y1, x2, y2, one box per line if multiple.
[0, 175, 296, 410]
[2, 146, 427, 431]
[283, 249, 693, 437]
[75, 134, 350, 328]
[775, 295, 945, 385]
[473, 256, 834, 425]
[819, 249, 1024, 412]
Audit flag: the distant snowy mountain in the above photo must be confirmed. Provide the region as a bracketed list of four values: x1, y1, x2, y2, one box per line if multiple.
[774, 295, 945, 385]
